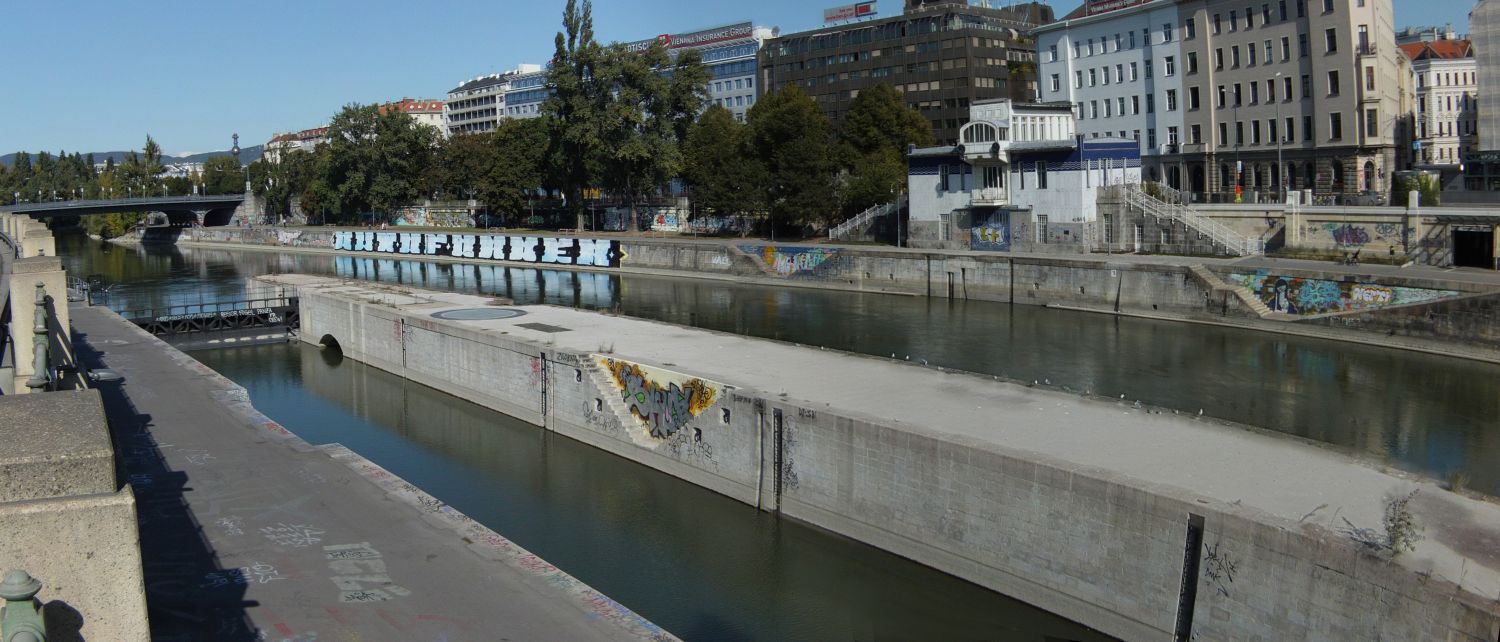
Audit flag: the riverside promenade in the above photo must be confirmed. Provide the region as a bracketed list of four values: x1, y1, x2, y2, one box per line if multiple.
[272, 274, 1500, 640]
[69, 303, 673, 641]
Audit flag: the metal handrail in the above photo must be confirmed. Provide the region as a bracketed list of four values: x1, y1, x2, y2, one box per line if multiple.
[1124, 183, 1264, 255]
[829, 202, 898, 240]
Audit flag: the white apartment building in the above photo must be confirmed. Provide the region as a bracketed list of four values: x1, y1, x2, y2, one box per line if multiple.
[381, 98, 447, 135]
[445, 73, 512, 135]
[261, 127, 329, 164]
[1400, 37, 1476, 166]
[1034, 0, 1186, 186]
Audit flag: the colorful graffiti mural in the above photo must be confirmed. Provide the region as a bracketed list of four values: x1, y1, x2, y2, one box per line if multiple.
[595, 357, 721, 441]
[1302, 222, 1409, 249]
[330, 232, 626, 268]
[393, 206, 473, 228]
[743, 245, 840, 277]
[970, 210, 1011, 252]
[1227, 271, 1459, 315]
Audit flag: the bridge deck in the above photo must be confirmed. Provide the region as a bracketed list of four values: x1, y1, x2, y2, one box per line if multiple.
[70, 303, 671, 641]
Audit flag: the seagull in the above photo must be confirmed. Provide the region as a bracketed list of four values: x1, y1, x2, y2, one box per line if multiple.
[1198, 409, 1204, 416]
[1120, 394, 1126, 399]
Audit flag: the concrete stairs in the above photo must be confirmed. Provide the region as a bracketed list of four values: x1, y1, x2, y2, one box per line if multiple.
[726, 245, 782, 278]
[1187, 264, 1293, 320]
[585, 359, 638, 427]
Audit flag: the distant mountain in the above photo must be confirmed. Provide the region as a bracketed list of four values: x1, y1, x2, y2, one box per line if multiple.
[0, 146, 265, 167]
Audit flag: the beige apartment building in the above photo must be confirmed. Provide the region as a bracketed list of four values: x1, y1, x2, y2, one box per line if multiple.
[1170, 0, 1404, 201]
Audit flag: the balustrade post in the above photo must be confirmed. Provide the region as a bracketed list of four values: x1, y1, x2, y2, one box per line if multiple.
[0, 569, 46, 641]
[25, 283, 50, 392]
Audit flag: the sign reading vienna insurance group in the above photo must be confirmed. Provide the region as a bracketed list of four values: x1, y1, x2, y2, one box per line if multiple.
[1086, 0, 1148, 16]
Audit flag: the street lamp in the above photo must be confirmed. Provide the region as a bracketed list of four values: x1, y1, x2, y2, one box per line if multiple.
[1275, 71, 1284, 203]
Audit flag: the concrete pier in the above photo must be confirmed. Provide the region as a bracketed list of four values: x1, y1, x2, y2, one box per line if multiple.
[69, 303, 674, 641]
[268, 273, 1500, 641]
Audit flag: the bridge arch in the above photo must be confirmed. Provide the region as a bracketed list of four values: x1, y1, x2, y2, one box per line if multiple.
[318, 334, 344, 366]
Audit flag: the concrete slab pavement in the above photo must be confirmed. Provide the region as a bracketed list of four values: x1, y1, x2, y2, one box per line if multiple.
[69, 303, 674, 642]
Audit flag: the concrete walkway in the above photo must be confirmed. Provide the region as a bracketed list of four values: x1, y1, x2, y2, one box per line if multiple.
[70, 304, 673, 642]
[272, 275, 1500, 606]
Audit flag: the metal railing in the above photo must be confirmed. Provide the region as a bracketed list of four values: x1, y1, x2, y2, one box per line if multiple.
[113, 290, 297, 323]
[1119, 183, 1265, 255]
[829, 202, 898, 240]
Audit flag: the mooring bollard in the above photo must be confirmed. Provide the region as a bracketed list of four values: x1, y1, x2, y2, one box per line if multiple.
[0, 569, 46, 641]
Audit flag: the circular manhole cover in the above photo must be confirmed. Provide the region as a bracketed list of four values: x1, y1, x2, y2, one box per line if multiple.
[430, 308, 527, 321]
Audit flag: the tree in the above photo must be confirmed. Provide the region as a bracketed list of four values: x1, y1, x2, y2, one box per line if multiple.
[543, 0, 603, 230]
[319, 104, 438, 223]
[483, 118, 550, 224]
[201, 155, 244, 195]
[434, 132, 495, 201]
[683, 105, 763, 219]
[837, 83, 932, 216]
[746, 85, 837, 234]
[595, 41, 681, 232]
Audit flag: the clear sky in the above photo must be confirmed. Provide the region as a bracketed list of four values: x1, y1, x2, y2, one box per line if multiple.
[0, 0, 1477, 157]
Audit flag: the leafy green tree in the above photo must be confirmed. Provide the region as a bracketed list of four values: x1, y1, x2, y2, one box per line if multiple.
[319, 104, 438, 223]
[837, 83, 932, 216]
[434, 132, 495, 201]
[746, 85, 837, 233]
[543, 0, 603, 230]
[683, 105, 763, 218]
[201, 155, 245, 194]
[484, 118, 550, 223]
[595, 41, 681, 231]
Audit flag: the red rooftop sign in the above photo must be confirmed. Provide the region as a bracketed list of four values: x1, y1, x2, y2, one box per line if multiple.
[824, 1, 877, 23]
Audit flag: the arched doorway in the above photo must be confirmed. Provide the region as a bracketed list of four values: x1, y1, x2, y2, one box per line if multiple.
[1331, 162, 1345, 192]
[1168, 165, 1182, 190]
[1192, 166, 1206, 193]
[1363, 161, 1375, 192]
[1220, 164, 1232, 190]
[1305, 163, 1316, 190]
[1253, 164, 1264, 190]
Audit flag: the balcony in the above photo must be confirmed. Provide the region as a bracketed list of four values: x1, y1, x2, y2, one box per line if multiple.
[971, 187, 1008, 205]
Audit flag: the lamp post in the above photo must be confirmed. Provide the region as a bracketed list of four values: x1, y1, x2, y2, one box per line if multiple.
[1275, 72, 1284, 203]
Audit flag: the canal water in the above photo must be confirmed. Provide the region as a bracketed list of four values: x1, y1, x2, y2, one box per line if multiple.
[56, 233, 1500, 637]
[58, 232, 1117, 639]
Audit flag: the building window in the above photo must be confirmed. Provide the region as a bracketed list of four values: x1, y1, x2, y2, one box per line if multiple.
[1281, 36, 1290, 61]
[1264, 40, 1273, 62]
[1219, 122, 1229, 145]
[1285, 116, 1295, 142]
[1283, 76, 1293, 100]
[1186, 18, 1196, 39]
[1322, 0, 1333, 12]
[1301, 74, 1311, 98]
[1232, 46, 1241, 67]
[1213, 13, 1222, 34]
[1131, 95, 1140, 114]
[1037, 161, 1048, 188]
[1075, 71, 1083, 88]
[1327, 70, 1340, 96]
[1089, 69, 1097, 86]
[1130, 62, 1139, 81]
[1129, 30, 1136, 49]
[1269, 119, 1279, 144]
[1329, 112, 1342, 140]
[1229, 10, 1238, 31]
[1191, 124, 1202, 144]
[1266, 79, 1276, 101]
[1166, 89, 1178, 110]
[1358, 25, 1369, 53]
[1297, 0, 1305, 17]
[1116, 64, 1124, 83]
[1050, 74, 1060, 92]
[1325, 28, 1337, 53]
[1118, 96, 1126, 115]
[1303, 114, 1313, 141]
[1165, 56, 1175, 76]
[1215, 48, 1224, 70]
[1251, 83, 1259, 103]
[1115, 33, 1123, 50]
[1279, 0, 1288, 20]
[1048, 44, 1058, 62]
[1248, 44, 1257, 66]
[1189, 86, 1201, 110]
[1236, 121, 1244, 145]
[1365, 108, 1378, 137]
[1168, 126, 1179, 146]
[1299, 33, 1309, 58]
[1147, 93, 1155, 113]
[1148, 128, 1157, 148]
[1187, 52, 1198, 74]
[1163, 22, 1174, 42]
[1145, 59, 1153, 78]
[1365, 66, 1374, 91]
[1234, 83, 1242, 105]
[1217, 85, 1227, 108]
[1252, 120, 1262, 144]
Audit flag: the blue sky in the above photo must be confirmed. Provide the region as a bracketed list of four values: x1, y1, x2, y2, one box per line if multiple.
[0, 0, 1476, 156]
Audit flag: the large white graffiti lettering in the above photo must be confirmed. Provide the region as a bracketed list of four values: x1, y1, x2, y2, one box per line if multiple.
[596, 357, 721, 440]
[331, 232, 626, 268]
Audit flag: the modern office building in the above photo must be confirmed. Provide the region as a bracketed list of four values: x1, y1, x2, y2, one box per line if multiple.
[1467, 0, 1500, 191]
[503, 68, 548, 119]
[628, 22, 770, 122]
[445, 73, 513, 135]
[759, 0, 1053, 145]
[1034, 0, 1185, 184]
[1400, 36, 1476, 167]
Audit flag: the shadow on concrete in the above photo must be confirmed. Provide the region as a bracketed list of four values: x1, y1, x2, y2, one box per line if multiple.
[71, 329, 260, 641]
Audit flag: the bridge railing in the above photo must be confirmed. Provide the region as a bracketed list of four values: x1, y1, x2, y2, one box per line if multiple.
[114, 293, 297, 323]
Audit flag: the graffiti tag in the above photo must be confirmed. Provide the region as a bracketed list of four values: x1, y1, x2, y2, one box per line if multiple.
[598, 358, 719, 439]
[743, 245, 839, 277]
[331, 232, 626, 268]
[1326, 224, 1370, 247]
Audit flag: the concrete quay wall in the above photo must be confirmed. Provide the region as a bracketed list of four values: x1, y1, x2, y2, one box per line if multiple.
[279, 276, 1500, 642]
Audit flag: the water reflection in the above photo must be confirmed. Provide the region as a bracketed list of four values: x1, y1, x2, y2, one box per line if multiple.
[58, 233, 1500, 496]
[196, 341, 1112, 641]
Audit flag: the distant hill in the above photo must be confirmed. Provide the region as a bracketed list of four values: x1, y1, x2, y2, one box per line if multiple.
[1, 146, 265, 167]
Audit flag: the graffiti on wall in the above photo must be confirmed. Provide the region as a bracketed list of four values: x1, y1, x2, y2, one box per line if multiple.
[331, 232, 627, 268]
[1227, 271, 1459, 315]
[394, 206, 473, 228]
[743, 245, 840, 277]
[970, 210, 1011, 251]
[1302, 222, 1409, 249]
[596, 357, 722, 442]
